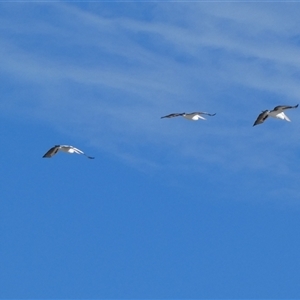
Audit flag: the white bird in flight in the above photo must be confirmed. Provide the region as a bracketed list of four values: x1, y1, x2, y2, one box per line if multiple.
[43, 145, 95, 159]
[253, 104, 298, 126]
[161, 111, 216, 121]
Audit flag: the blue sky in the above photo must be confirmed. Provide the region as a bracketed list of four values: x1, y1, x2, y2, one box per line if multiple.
[1, 1, 300, 298]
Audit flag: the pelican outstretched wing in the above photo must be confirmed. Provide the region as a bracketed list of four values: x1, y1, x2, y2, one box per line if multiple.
[190, 112, 216, 117]
[161, 113, 185, 119]
[273, 104, 299, 111]
[70, 146, 95, 159]
[43, 146, 60, 158]
[253, 110, 269, 126]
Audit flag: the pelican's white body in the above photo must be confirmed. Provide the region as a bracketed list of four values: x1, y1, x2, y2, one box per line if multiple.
[183, 113, 206, 121]
[269, 111, 291, 121]
[59, 146, 84, 154]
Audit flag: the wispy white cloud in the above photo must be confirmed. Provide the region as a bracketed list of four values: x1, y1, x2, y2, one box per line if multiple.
[1, 2, 300, 185]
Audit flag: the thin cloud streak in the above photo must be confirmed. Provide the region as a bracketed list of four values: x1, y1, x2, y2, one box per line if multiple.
[1, 2, 300, 179]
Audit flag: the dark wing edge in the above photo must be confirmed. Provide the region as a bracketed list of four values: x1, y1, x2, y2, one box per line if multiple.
[196, 112, 216, 116]
[42, 146, 59, 158]
[161, 113, 184, 119]
[84, 154, 95, 159]
[253, 111, 269, 126]
[188, 112, 216, 117]
[273, 104, 299, 111]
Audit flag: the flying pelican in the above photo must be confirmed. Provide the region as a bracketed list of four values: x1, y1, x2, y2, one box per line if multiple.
[161, 112, 216, 121]
[43, 145, 95, 159]
[253, 104, 298, 126]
